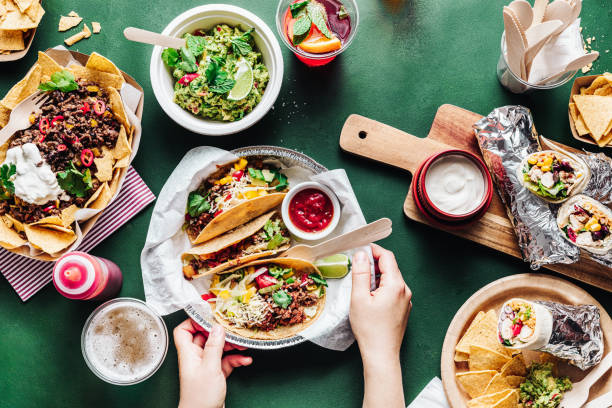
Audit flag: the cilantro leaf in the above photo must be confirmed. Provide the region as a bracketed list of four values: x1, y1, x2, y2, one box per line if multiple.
[267, 233, 289, 250]
[0, 163, 16, 200]
[290, 0, 309, 17]
[186, 34, 207, 58]
[56, 162, 93, 198]
[272, 290, 293, 309]
[187, 191, 211, 217]
[205, 57, 221, 83]
[205, 58, 235, 94]
[38, 70, 79, 93]
[309, 274, 328, 287]
[178, 46, 198, 73]
[161, 48, 180, 67]
[230, 28, 254, 56]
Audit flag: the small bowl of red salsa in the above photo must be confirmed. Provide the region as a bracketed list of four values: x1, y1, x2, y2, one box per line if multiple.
[281, 181, 340, 240]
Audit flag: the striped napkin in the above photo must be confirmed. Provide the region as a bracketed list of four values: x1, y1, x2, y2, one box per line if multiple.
[1, 166, 155, 301]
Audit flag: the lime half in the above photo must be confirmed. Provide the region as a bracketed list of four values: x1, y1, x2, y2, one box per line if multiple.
[227, 59, 253, 101]
[315, 254, 350, 279]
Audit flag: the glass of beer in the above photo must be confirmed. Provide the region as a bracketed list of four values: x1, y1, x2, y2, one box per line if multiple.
[81, 298, 169, 385]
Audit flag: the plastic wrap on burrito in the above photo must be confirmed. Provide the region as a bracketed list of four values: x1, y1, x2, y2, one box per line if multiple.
[536, 301, 603, 371]
[473, 105, 580, 269]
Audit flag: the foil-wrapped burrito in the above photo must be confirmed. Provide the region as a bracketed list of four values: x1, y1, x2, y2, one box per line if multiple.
[498, 298, 603, 370]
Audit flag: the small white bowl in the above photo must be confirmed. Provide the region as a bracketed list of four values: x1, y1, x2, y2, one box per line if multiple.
[281, 182, 341, 241]
[149, 4, 284, 136]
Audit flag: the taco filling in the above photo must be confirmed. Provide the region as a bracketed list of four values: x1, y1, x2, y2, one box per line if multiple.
[206, 264, 326, 331]
[183, 213, 290, 278]
[559, 202, 610, 248]
[520, 151, 584, 201]
[0, 72, 124, 235]
[185, 158, 288, 240]
[498, 300, 536, 347]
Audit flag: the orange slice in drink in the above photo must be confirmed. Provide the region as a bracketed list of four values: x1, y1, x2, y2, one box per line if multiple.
[298, 26, 341, 53]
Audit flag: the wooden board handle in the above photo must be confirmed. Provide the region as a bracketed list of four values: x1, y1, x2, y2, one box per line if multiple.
[339, 114, 448, 173]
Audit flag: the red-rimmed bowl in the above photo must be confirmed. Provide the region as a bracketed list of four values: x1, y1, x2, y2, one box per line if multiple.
[414, 150, 493, 225]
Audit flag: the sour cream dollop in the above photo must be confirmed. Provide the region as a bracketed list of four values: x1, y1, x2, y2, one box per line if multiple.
[3, 143, 67, 205]
[424, 155, 485, 215]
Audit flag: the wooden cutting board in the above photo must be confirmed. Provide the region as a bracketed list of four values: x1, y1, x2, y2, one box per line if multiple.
[339, 104, 612, 292]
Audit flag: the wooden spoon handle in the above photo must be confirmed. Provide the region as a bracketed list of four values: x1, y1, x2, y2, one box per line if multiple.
[123, 27, 185, 49]
[532, 0, 548, 24]
[309, 218, 392, 259]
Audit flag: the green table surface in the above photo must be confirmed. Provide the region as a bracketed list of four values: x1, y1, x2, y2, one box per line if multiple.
[1, 0, 611, 406]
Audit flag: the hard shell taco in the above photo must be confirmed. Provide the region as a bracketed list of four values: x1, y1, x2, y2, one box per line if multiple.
[557, 195, 612, 255]
[204, 258, 327, 340]
[0, 51, 133, 257]
[517, 150, 590, 203]
[185, 157, 288, 245]
[181, 211, 290, 279]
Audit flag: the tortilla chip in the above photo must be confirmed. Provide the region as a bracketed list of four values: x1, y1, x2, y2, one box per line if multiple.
[94, 148, 113, 182]
[34, 223, 74, 234]
[88, 182, 112, 210]
[64, 31, 86, 47]
[598, 130, 612, 147]
[455, 351, 470, 362]
[86, 52, 122, 77]
[68, 10, 79, 17]
[594, 84, 612, 96]
[0, 30, 24, 51]
[60, 204, 78, 227]
[504, 375, 524, 388]
[483, 373, 513, 396]
[23, 0, 43, 23]
[82, 23, 91, 38]
[13, 0, 32, 13]
[573, 95, 612, 142]
[0, 9, 39, 30]
[0, 104, 10, 128]
[500, 354, 527, 377]
[84, 184, 104, 208]
[0, 215, 26, 249]
[91, 21, 101, 34]
[456, 310, 511, 357]
[111, 125, 131, 162]
[31, 215, 63, 226]
[467, 389, 515, 408]
[5, 214, 24, 232]
[490, 390, 519, 408]
[1, 64, 41, 110]
[108, 167, 122, 197]
[68, 65, 124, 89]
[37, 51, 63, 78]
[24, 223, 76, 254]
[456, 370, 497, 399]
[569, 103, 591, 136]
[58, 15, 82, 32]
[583, 76, 609, 95]
[468, 345, 511, 371]
[107, 87, 129, 129]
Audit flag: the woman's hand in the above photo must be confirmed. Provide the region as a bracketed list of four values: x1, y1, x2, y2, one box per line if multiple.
[174, 319, 252, 408]
[350, 243, 412, 408]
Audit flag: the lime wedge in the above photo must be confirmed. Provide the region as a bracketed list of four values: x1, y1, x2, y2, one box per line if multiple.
[227, 59, 253, 101]
[315, 254, 350, 279]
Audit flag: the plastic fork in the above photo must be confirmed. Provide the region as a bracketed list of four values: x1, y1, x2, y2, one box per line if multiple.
[559, 352, 612, 408]
[0, 91, 50, 145]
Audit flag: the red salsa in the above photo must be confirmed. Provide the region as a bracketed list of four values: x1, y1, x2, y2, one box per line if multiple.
[289, 188, 334, 232]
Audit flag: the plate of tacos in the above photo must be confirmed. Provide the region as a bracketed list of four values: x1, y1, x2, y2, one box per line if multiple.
[0, 49, 142, 260]
[181, 146, 334, 348]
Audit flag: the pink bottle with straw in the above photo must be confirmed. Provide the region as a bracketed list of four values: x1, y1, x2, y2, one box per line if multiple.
[53, 252, 123, 301]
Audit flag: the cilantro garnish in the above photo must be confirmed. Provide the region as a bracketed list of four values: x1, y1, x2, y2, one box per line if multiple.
[187, 191, 211, 217]
[272, 290, 293, 309]
[38, 70, 79, 93]
[0, 163, 16, 200]
[205, 57, 236, 94]
[230, 28, 254, 56]
[162, 35, 206, 73]
[161, 48, 180, 67]
[56, 162, 93, 198]
[309, 274, 328, 287]
[186, 34, 207, 58]
[177, 46, 198, 73]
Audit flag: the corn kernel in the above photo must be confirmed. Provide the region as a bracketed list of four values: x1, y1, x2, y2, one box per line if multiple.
[541, 165, 551, 172]
[29, 114, 36, 124]
[66, 123, 74, 130]
[543, 157, 553, 166]
[234, 158, 248, 170]
[528, 157, 538, 165]
[258, 189, 268, 196]
[219, 290, 231, 299]
[86, 85, 99, 92]
[585, 216, 598, 230]
[244, 190, 259, 199]
[90, 119, 98, 127]
[590, 223, 602, 232]
[216, 175, 233, 185]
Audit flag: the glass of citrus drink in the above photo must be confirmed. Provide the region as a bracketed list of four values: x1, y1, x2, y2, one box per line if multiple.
[275, 0, 359, 67]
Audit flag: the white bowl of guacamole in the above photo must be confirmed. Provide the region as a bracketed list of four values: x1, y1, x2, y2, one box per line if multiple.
[150, 4, 284, 136]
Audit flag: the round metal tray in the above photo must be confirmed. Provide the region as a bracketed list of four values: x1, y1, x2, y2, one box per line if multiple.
[184, 146, 327, 350]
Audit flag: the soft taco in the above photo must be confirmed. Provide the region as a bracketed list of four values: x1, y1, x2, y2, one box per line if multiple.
[557, 195, 612, 255]
[0, 51, 132, 256]
[517, 150, 590, 203]
[185, 157, 288, 244]
[182, 211, 290, 279]
[204, 258, 327, 340]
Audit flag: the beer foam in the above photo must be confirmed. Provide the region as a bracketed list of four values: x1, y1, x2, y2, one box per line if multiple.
[84, 302, 166, 383]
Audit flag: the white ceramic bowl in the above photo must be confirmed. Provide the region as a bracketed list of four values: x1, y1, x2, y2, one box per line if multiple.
[150, 4, 284, 136]
[281, 181, 341, 241]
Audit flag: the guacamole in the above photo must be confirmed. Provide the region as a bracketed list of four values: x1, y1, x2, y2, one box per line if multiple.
[519, 363, 572, 408]
[161, 25, 269, 122]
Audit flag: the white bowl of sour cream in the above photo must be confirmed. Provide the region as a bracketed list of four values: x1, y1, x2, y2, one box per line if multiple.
[417, 150, 493, 223]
